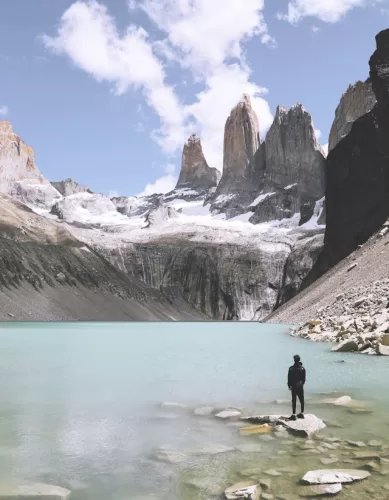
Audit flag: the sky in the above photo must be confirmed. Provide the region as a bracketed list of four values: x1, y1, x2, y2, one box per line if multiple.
[0, 0, 388, 197]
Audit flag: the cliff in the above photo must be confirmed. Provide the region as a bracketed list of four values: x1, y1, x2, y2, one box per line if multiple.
[0, 121, 61, 208]
[328, 79, 376, 152]
[51, 178, 92, 196]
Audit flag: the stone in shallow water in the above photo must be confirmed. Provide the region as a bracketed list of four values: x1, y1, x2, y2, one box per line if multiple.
[264, 469, 281, 477]
[302, 469, 370, 484]
[215, 409, 242, 419]
[347, 441, 367, 447]
[235, 442, 263, 453]
[368, 440, 383, 447]
[194, 406, 214, 416]
[320, 458, 339, 465]
[0, 483, 71, 498]
[224, 481, 260, 500]
[298, 483, 342, 497]
[241, 414, 325, 438]
[353, 451, 381, 460]
[153, 448, 188, 464]
[190, 444, 235, 455]
[161, 402, 187, 409]
[240, 424, 272, 436]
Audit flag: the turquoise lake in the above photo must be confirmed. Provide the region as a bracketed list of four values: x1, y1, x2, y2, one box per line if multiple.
[0, 322, 388, 499]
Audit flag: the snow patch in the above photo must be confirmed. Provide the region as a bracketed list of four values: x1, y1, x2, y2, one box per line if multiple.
[250, 192, 276, 207]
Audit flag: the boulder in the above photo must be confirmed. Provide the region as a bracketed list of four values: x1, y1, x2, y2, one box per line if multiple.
[377, 343, 389, 356]
[299, 483, 342, 497]
[332, 340, 359, 352]
[225, 481, 260, 500]
[215, 409, 242, 419]
[241, 414, 325, 438]
[302, 469, 370, 485]
[194, 406, 214, 416]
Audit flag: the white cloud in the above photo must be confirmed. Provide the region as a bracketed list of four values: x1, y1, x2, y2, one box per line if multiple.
[278, 0, 377, 24]
[311, 25, 321, 32]
[43, 0, 275, 173]
[314, 129, 321, 140]
[43, 0, 188, 153]
[0, 105, 8, 116]
[108, 189, 120, 197]
[322, 143, 328, 157]
[137, 173, 177, 196]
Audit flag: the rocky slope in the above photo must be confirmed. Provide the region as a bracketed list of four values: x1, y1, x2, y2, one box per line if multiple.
[0, 121, 61, 209]
[328, 79, 376, 152]
[51, 178, 92, 196]
[0, 194, 204, 320]
[175, 134, 220, 194]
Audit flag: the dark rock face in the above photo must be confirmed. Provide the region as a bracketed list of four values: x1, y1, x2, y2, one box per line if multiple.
[250, 105, 326, 225]
[306, 29, 389, 283]
[328, 80, 376, 152]
[275, 231, 324, 307]
[175, 134, 220, 193]
[96, 241, 290, 320]
[51, 178, 92, 196]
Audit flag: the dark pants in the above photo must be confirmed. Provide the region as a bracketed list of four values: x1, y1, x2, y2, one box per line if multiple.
[292, 386, 304, 414]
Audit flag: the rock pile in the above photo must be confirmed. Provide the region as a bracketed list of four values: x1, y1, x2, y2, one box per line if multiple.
[293, 278, 389, 355]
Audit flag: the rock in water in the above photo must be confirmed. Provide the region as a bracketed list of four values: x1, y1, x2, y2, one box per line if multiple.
[51, 178, 92, 196]
[210, 94, 261, 216]
[0, 121, 61, 209]
[299, 483, 342, 497]
[328, 79, 376, 152]
[250, 104, 326, 225]
[0, 482, 71, 498]
[302, 469, 370, 485]
[306, 29, 389, 283]
[241, 414, 325, 438]
[225, 481, 260, 500]
[175, 134, 220, 193]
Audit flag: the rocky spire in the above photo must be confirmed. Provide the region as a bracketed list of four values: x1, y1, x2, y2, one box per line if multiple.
[208, 95, 262, 217]
[328, 80, 376, 152]
[250, 104, 326, 225]
[175, 134, 220, 192]
[219, 94, 260, 189]
[0, 121, 61, 208]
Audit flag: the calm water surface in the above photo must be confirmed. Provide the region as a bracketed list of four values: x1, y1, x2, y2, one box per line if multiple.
[0, 322, 388, 499]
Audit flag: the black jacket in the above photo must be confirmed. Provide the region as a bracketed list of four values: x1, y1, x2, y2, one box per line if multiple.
[288, 362, 306, 389]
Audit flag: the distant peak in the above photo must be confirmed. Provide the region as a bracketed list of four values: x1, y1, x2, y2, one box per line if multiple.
[186, 134, 201, 146]
[0, 121, 13, 134]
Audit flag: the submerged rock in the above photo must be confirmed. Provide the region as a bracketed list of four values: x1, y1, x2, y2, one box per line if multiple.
[215, 409, 242, 419]
[299, 483, 342, 497]
[0, 482, 71, 498]
[225, 481, 260, 500]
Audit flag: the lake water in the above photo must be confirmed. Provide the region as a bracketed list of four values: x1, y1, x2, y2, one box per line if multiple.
[0, 322, 389, 499]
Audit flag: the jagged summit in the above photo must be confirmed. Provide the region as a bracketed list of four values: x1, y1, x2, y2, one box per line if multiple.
[0, 120, 60, 209]
[51, 178, 92, 197]
[250, 103, 326, 225]
[175, 133, 220, 194]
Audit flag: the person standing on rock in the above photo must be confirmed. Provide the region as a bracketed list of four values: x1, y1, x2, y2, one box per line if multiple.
[288, 354, 306, 420]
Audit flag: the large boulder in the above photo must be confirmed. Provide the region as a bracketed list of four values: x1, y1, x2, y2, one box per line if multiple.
[241, 414, 325, 438]
[225, 481, 260, 500]
[332, 340, 359, 353]
[302, 469, 370, 485]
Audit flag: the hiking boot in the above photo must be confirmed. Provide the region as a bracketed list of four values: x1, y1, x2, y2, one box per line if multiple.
[297, 413, 305, 419]
[289, 414, 297, 421]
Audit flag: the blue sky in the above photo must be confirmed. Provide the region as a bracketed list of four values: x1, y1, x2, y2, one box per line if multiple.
[0, 0, 388, 197]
